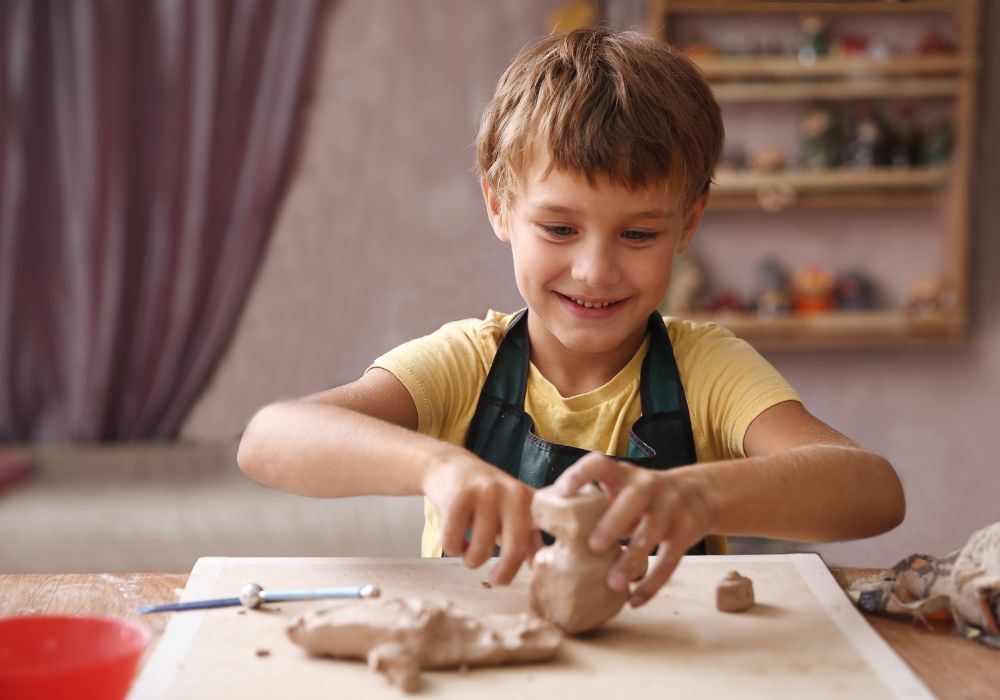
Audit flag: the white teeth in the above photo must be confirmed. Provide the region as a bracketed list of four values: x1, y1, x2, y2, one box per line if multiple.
[567, 295, 614, 309]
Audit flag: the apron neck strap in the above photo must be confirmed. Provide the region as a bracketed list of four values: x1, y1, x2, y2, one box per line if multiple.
[640, 313, 688, 416]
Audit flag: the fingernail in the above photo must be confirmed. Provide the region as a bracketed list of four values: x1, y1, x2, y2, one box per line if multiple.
[629, 593, 646, 607]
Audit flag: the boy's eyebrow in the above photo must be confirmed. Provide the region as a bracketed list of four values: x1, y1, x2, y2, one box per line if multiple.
[530, 201, 675, 219]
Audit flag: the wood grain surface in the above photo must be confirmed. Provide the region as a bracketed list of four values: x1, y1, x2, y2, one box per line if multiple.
[2, 566, 997, 699]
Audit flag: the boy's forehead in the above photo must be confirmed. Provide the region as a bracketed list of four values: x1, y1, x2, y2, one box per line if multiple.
[514, 153, 682, 209]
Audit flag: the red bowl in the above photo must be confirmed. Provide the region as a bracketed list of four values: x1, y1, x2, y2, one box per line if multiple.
[0, 616, 150, 700]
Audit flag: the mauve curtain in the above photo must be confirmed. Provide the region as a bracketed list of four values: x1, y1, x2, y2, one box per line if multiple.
[0, 0, 324, 441]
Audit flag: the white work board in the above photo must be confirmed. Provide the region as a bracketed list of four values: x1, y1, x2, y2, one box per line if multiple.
[130, 555, 933, 699]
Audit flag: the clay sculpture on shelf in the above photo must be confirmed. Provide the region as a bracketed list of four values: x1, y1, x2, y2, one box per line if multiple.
[716, 570, 755, 612]
[530, 483, 629, 634]
[287, 598, 563, 693]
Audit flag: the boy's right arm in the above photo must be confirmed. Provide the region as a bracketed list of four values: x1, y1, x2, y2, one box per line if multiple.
[237, 368, 537, 584]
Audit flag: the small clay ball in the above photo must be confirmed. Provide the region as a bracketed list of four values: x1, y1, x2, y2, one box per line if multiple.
[716, 570, 755, 612]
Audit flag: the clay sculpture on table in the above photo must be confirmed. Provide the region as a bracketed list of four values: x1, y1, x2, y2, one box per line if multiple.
[530, 483, 630, 634]
[716, 570, 755, 612]
[848, 521, 1000, 647]
[287, 597, 563, 693]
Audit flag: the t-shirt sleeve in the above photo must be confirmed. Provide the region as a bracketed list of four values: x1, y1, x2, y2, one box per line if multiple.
[671, 319, 801, 460]
[366, 318, 496, 442]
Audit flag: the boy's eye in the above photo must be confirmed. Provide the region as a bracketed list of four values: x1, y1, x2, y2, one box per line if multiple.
[539, 224, 575, 237]
[623, 230, 658, 241]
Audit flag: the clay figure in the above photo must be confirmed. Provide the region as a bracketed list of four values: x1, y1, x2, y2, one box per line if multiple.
[835, 271, 877, 311]
[890, 108, 924, 169]
[530, 484, 628, 634]
[845, 105, 892, 169]
[799, 107, 840, 170]
[749, 146, 788, 173]
[792, 266, 836, 315]
[661, 254, 707, 316]
[754, 258, 792, 318]
[922, 121, 954, 165]
[848, 522, 1000, 647]
[797, 15, 831, 65]
[716, 570, 755, 612]
[287, 598, 563, 693]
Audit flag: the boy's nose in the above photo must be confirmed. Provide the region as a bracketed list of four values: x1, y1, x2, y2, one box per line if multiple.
[571, 242, 621, 287]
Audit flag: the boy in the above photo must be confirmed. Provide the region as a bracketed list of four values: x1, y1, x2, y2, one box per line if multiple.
[238, 27, 905, 608]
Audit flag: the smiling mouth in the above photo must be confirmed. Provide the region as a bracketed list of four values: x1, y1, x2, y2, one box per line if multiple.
[559, 293, 625, 309]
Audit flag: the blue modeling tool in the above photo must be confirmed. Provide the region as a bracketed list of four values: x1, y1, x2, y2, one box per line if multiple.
[136, 582, 380, 614]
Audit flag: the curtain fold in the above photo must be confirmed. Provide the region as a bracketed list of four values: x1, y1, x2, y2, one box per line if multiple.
[0, 0, 324, 441]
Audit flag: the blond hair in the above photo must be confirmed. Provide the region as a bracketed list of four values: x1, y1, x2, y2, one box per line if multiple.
[476, 26, 723, 211]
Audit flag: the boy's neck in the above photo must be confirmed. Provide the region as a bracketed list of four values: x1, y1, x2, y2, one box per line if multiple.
[525, 314, 648, 398]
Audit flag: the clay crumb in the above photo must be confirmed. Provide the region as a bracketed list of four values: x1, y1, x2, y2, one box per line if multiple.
[716, 570, 755, 613]
[237, 609, 246, 615]
[459, 663, 469, 675]
[480, 581, 493, 589]
[256, 649, 271, 657]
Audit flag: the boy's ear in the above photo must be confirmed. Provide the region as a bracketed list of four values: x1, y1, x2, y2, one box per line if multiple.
[677, 191, 710, 255]
[481, 179, 509, 243]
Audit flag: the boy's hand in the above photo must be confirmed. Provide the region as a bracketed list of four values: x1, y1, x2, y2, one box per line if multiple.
[422, 452, 541, 585]
[554, 452, 712, 608]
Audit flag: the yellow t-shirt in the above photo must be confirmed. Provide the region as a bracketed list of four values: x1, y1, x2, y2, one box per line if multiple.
[369, 310, 801, 557]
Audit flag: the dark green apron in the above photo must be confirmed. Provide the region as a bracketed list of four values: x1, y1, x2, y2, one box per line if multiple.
[464, 309, 706, 555]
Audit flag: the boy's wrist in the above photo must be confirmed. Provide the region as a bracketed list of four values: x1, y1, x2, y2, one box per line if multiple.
[417, 442, 473, 495]
[672, 464, 723, 538]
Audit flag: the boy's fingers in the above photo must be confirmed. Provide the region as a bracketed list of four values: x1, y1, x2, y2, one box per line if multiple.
[629, 541, 682, 607]
[607, 513, 667, 590]
[589, 485, 648, 552]
[464, 499, 499, 569]
[440, 497, 473, 557]
[488, 494, 533, 584]
[554, 452, 620, 496]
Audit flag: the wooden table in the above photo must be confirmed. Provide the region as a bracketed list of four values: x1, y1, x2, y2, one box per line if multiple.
[1, 569, 996, 700]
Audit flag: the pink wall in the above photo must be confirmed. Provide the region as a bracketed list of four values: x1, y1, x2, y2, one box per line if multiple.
[183, 1, 1000, 566]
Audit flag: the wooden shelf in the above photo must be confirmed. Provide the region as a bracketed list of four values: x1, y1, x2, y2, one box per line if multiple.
[694, 55, 970, 80]
[688, 311, 966, 349]
[711, 77, 961, 102]
[663, 1, 956, 14]
[651, 0, 977, 349]
[714, 166, 949, 194]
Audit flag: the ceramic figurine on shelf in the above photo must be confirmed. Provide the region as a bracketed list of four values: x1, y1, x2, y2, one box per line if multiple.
[918, 30, 956, 56]
[754, 258, 792, 318]
[660, 254, 707, 317]
[890, 107, 924, 169]
[837, 34, 869, 57]
[546, 0, 598, 34]
[797, 15, 831, 65]
[922, 121, 954, 165]
[707, 289, 746, 314]
[907, 276, 956, 315]
[793, 266, 836, 315]
[845, 105, 892, 169]
[800, 106, 840, 169]
[835, 271, 877, 311]
[749, 145, 788, 173]
[682, 39, 718, 61]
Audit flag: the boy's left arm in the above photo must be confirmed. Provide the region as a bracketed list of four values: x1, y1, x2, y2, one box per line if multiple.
[554, 399, 905, 607]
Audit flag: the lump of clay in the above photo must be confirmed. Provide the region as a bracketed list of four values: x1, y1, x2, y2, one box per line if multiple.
[287, 598, 562, 693]
[716, 570, 755, 612]
[530, 483, 628, 634]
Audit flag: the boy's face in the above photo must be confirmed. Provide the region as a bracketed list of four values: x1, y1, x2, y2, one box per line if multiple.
[483, 158, 708, 363]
